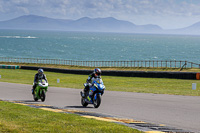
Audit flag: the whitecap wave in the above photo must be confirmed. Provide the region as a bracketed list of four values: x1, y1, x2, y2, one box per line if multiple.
[152, 56, 158, 59]
[0, 36, 38, 39]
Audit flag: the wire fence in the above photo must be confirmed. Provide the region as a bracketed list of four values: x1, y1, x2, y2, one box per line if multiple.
[0, 57, 200, 68]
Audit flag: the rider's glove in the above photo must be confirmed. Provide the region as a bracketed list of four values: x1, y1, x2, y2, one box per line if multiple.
[88, 83, 92, 87]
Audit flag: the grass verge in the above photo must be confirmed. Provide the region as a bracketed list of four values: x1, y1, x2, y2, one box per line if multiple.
[0, 69, 200, 96]
[0, 100, 141, 133]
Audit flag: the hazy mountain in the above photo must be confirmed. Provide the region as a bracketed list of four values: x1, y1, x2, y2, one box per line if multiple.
[175, 22, 200, 35]
[0, 15, 163, 33]
[69, 17, 137, 32]
[1, 15, 200, 35]
[0, 15, 73, 31]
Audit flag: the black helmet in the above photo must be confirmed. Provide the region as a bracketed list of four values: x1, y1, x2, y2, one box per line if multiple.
[94, 68, 101, 76]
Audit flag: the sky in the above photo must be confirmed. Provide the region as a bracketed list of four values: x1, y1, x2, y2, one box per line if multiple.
[0, 0, 200, 29]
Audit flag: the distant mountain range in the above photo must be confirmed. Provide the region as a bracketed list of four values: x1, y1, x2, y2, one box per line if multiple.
[0, 15, 200, 35]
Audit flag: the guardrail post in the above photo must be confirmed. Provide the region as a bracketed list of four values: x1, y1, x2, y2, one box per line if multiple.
[153, 61, 154, 68]
[175, 61, 176, 68]
[185, 61, 187, 68]
[157, 61, 158, 68]
[170, 61, 171, 68]
[141, 61, 143, 68]
[180, 61, 182, 68]
[149, 61, 150, 68]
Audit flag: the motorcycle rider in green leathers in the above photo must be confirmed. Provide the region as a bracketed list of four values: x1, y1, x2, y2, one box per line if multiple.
[32, 68, 48, 94]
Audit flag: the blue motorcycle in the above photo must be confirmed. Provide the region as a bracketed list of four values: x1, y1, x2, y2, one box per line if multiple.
[80, 79, 105, 108]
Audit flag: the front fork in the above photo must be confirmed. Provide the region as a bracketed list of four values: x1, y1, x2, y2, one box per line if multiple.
[87, 89, 94, 102]
[88, 92, 100, 103]
[35, 88, 46, 99]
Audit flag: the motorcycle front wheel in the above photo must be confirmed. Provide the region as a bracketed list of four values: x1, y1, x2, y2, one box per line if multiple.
[93, 94, 101, 108]
[41, 90, 46, 102]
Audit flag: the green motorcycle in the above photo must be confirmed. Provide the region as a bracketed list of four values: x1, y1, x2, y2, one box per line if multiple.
[33, 79, 48, 102]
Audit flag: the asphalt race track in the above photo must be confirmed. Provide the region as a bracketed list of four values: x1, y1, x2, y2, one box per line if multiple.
[0, 82, 200, 132]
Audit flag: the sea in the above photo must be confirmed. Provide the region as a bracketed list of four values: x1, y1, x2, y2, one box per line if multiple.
[0, 29, 200, 63]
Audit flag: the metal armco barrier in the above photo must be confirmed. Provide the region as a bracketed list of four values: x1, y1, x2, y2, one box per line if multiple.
[21, 66, 198, 80]
[1, 57, 200, 68]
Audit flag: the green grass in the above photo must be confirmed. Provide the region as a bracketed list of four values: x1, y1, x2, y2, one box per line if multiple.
[0, 101, 141, 133]
[0, 69, 200, 96]
[0, 66, 199, 132]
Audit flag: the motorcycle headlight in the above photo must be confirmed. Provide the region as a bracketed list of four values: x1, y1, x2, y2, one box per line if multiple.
[100, 84, 105, 90]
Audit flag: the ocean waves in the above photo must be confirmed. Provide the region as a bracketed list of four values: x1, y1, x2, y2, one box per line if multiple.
[0, 36, 37, 39]
[1, 30, 200, 63]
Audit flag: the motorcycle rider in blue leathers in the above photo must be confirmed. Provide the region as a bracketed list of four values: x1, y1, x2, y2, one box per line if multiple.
[32, 68, 48, 94]
[82, 68, 102, 97]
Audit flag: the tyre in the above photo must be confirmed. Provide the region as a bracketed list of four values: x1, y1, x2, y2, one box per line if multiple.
[41, 90, 46, 102]
[33, 91, 38, 101]
[81, 97, 88, 107]
[93, 94, 101, 108]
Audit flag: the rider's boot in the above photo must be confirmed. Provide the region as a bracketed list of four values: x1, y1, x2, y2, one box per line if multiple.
[81, 91, 85, 97]
[82, 90, 88, 98]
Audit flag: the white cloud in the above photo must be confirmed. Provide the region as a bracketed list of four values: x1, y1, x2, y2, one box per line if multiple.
[17, 6, 29, 14]
[1, 0, 200, 29]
